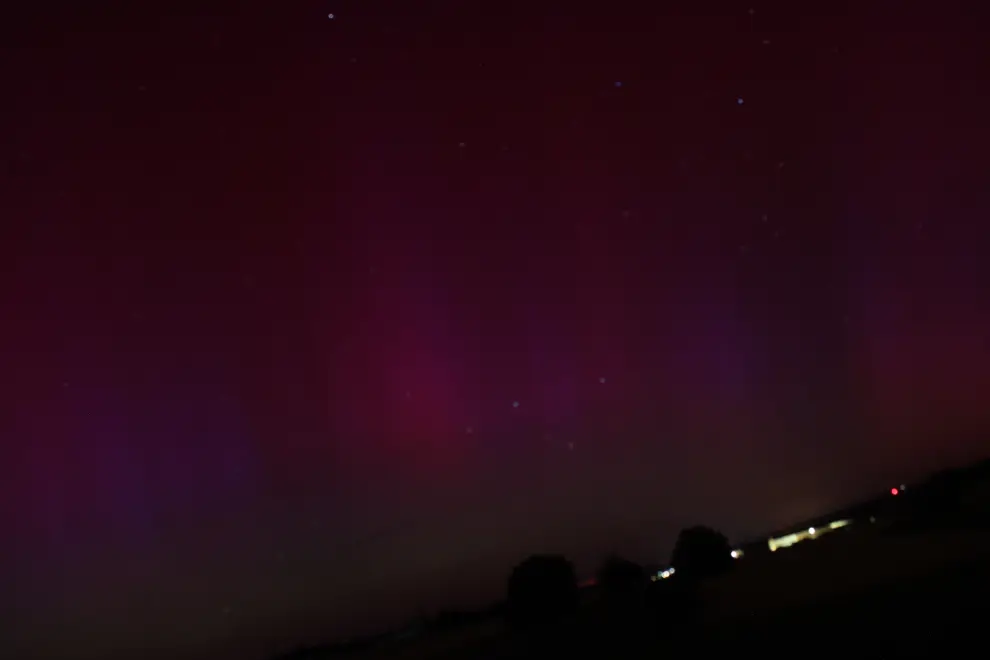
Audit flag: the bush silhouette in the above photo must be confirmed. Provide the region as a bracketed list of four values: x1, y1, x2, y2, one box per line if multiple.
[669, 525, 733, 581]
[506, 554, 579, 634]
[591, 554, 651, 649]
[596, 554, 646, 607]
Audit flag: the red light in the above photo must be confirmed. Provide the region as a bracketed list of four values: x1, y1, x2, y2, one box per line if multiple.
[891, 487, 899, 496]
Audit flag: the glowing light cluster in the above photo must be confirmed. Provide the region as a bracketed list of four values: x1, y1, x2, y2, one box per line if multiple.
[767, 519, 851, 552]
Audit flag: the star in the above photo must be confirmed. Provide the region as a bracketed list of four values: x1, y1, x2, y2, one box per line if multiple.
[512, 401, 520, 408]
[614, 81, 623, 88]
[567, 442, 575, 451]
[599, 377, 606, 384]
[328, 13, 335, 19]
[736, 97, 745, 105]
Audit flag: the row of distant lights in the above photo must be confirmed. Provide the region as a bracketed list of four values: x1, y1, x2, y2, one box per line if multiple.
[766, 485, 906, 551]
[655, 484, 908, 581]
[653, 548, 744, 581]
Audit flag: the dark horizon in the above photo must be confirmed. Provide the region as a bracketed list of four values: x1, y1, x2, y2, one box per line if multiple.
[2, 1, 989, 659]
[278, 449, 990, 640]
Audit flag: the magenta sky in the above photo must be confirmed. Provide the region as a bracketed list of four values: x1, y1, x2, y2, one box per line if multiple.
[2, 1, 989, 658]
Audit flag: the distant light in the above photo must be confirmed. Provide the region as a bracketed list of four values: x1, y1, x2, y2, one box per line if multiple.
[328, 13, 334, 19]
[891, 487, 899, 496]
[614, 81, 623, 88]
[599, 377, 606, 384]
[808, 527, 816, 535]
[730, 550, 740, 559]
[512, 401, 520, 408]
[660, 570, 670, 579]
[736, 97, 745, 105]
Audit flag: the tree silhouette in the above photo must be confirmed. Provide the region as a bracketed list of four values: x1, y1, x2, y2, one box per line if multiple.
[596, 554, 646, 608]
[506, 554, 579, 634]
[591, 554, 649, 650]
[669, 525, 733, 581]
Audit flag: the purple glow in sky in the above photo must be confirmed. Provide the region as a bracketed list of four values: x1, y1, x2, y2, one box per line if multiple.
[1, 1, 989, 659]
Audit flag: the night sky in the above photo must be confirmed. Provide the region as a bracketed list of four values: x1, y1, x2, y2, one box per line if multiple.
[2, 1, 989, 658]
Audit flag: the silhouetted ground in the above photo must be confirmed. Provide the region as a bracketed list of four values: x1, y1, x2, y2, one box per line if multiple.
[270, 462, 990, 660]
[322, 524, 990, 660]
[703, 555, 990, 654]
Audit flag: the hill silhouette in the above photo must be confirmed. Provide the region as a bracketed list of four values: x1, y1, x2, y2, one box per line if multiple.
[266, 455, 990, 660]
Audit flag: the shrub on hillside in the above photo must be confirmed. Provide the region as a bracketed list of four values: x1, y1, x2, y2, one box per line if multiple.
[596, 554, 646, 606]
[506, 554, 579, 633]
[669, 525, 734, 580]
